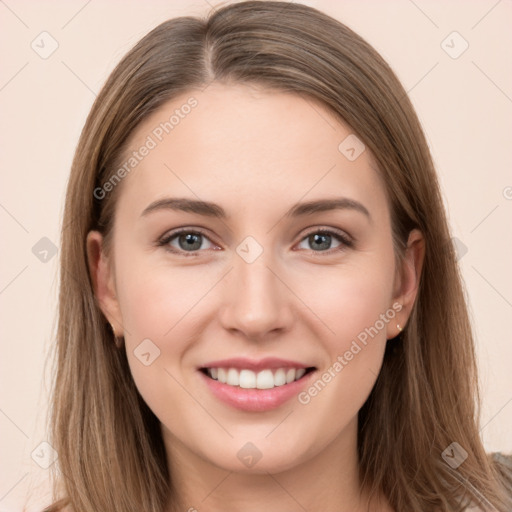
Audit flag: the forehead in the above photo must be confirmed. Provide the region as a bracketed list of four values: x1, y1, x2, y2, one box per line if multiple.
[115, 83, 388, 223]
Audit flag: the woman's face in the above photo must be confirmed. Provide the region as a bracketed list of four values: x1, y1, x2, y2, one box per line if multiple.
[89, 83, 422, 475]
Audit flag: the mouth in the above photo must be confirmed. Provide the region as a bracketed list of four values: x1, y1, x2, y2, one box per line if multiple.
[198, 361, 317, 412]
[199, 366, 316, 389]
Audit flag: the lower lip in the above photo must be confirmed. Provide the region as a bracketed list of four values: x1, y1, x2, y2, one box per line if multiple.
[199, 370, 316, 412]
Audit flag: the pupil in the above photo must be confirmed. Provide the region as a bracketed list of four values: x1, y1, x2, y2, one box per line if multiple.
[180, 233, 201, 251]
[311, 233, 330, 251]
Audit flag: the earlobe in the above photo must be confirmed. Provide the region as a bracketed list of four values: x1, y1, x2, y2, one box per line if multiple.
[388, 229, 425, 339]
[86, 230, 123, 333]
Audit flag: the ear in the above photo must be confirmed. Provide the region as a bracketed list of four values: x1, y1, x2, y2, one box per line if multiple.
[387, 228, 425, 339]
[86, 230, 123, 336]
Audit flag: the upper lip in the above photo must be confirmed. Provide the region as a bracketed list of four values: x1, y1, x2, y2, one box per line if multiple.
[199, 357, 314, 372]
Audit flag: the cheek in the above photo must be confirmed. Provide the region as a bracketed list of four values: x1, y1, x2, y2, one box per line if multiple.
[115, 250, 212, 342]
[293, 257, 396, 427]
[114, 253, 222, 421]
[115, 255, 204, 428]
[305, 258, 396, 349]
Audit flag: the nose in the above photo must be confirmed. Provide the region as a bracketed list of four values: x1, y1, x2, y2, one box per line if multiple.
[218, 247, 294, 341]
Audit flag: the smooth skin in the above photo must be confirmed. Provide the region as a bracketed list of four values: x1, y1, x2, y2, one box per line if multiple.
[87, 83, 424, 512]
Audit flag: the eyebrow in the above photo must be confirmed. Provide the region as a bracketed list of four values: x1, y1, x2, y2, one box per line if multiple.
[141, 197, 371, 222]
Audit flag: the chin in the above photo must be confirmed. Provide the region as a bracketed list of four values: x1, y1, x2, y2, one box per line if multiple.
[201, 441, 310, 475]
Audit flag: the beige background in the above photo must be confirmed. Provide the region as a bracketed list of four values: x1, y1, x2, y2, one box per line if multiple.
[1, 0, 511, 510]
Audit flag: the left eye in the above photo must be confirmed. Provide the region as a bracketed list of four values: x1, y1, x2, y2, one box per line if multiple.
[296, 230, 352, 253]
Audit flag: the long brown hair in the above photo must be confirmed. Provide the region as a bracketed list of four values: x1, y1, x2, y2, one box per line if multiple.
[44, 1, 512, 511]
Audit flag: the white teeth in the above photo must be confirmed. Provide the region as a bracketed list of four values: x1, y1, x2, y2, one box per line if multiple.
[273, 368, 286, 386]
[286, 368, 296, 384]
[256, 369, 274, 389]
[217, 368, 227, 383]
[239, 369, 256, 388]
[226, 368, 239, 386]
[206, 367, 310, 388]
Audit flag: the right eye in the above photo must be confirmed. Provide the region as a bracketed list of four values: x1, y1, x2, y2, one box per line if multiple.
[157, 228, 219, 257]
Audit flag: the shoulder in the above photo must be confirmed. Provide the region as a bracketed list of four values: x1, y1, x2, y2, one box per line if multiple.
[490, 450, 512, 481]
[491, 450, 512, 466]
[459, 453, 512, 512]
[489, 451, 512, 502]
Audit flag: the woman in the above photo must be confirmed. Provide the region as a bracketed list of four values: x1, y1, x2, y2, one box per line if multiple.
[44, 1, 512, 511]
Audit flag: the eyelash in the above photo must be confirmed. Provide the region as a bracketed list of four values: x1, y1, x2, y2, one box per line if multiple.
[157, 227, 354, 258]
